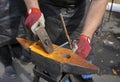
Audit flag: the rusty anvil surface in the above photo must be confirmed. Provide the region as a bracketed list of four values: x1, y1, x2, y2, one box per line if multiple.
[17, 38, 99, 80]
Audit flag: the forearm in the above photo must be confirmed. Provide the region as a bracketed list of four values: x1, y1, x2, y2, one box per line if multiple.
[82, 0, 108, 39]
[24, 0, 39, 10]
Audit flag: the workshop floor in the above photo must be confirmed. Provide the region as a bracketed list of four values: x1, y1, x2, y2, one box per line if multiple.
[0, 11, 120, 82]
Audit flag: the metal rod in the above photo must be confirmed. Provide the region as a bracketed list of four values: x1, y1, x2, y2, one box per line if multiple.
[107, 0, 114, 21]
[60, 14, 72, 49]
[54, 41, 69, 50]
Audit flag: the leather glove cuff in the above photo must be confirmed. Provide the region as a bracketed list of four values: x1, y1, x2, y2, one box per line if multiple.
[78, 34, 91, 43]
[27, 8, 41, 15]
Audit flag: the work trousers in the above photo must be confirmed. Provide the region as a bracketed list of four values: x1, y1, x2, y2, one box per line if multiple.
[0, 0, 26, 67]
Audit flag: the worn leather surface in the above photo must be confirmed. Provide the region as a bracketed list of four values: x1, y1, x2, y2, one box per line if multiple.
[39, 0, 86, 45]
[49, 0, 84, 8]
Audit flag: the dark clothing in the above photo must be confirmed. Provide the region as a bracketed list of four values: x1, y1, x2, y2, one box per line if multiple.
[0, 46, 12, 66]
[50, 0, 85, 8]
[0, 0, 26, 46]
[0, 0, 26, 66]
[39, 0, 86, 45]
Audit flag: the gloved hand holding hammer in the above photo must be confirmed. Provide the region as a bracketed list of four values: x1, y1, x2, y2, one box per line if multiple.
[25, 8, 45, 35]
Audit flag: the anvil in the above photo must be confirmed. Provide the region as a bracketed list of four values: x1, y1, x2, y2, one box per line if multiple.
[16, 38, 99, 81]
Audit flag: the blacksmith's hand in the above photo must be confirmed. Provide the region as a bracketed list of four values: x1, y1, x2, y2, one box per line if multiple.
[25, 8, 45, 34]
[73, 34, 91, 58]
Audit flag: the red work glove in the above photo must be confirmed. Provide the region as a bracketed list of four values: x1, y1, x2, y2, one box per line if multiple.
[73, 34, 91, 58]
[25, 8, 45, 34]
